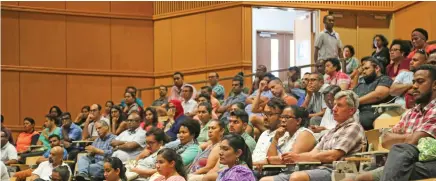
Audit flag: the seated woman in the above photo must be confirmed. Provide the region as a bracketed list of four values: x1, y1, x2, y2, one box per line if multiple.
[187, 119, 225, 181]
[164, 100, 186, 141]
[124, 91, 143, 115]
[194, 102, 213, 144]
[104, 157, 127, 181]
[110, 105, 128, 135]
[16, 117, 40, 154]
[193, 93, 218, 120]
[141, 107, 164, 132]
[129, 128, 168, 181]
[154, 148, 187, 181]
[214, 133, 255, 181]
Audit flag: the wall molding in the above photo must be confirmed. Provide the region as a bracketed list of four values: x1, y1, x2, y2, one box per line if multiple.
[1, 62, 252, 78]
[1, 4, 153, 20]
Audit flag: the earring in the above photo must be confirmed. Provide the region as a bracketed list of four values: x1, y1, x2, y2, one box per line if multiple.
[236, 157, 240, 164]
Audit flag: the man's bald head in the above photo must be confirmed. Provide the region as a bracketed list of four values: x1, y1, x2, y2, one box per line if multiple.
[49, 146, 64, 165]
[51, 146, 64, 155]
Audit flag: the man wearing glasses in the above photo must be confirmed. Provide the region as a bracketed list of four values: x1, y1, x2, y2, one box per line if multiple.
[111, 112, 146, 163]
[301, 72, 329, 126]
[60, 112, 82, 160]
[82, 104, 110, 141]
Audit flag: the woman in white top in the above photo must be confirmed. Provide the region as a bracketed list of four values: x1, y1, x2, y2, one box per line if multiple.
[259, 105, 316, 165]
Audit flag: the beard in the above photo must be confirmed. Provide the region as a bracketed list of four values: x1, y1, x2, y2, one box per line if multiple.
[363, 71, 377, 83]
[415, 91, 432, 104]
[49, 157, 53, 163]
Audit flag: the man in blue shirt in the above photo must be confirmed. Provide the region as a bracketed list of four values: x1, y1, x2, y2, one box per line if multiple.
[37, 135, 68, 164]
[60, 112, 82, 160]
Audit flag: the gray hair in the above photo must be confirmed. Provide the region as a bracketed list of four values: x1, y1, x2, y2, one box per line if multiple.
[95, 120, 109, 128]
[52, 165, 70, 181]
[334, 90, 359, 109]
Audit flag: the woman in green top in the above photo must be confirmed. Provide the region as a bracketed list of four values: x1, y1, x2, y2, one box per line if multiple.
[37, 114, 62, 150]
[172, 118, 202, 171]
[342, 45, 359, 75]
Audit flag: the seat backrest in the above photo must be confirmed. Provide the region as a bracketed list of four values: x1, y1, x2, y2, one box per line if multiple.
[373, 116, 401, 129]
[25, 156, 40, 166]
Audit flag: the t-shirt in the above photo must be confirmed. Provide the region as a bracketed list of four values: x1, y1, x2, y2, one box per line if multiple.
[115, 127, 147, 157]
[314, 29, 343, 61]
[353, 75, 393, 112]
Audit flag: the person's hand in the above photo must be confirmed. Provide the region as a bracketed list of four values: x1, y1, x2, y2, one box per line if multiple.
[85, 145, 96, 154]
[281, 152, 298, 164]
[136, 149, 151, 161]
[85, 114, 93, 124]
[274, 127, 286, 141]
[130, 167, 139, 173]
[63, 141, 71, 148]
[254, 162, 264, 173]
[167, 108, 175, 118]
[306, 84, 315, 95]
[309, 125, 326, 133]
[259, 80, 268, 92]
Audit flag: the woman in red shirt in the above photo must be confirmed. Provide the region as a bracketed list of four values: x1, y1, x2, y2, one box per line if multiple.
[15, 117, 39, 153]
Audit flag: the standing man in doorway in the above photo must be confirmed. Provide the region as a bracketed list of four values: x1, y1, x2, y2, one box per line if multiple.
[314, 14, 343, 63]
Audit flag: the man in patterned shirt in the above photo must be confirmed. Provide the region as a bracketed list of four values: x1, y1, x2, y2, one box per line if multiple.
[208, 72, 225, 101]
[263, 90, 365, 181]
[349, 65, 436, 181]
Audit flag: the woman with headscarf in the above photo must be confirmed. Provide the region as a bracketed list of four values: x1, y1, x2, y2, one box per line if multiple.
[165, 100, 187, 141]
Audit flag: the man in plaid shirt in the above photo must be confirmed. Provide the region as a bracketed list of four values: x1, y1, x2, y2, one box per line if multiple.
[262, 90, 365, 181]
[351, 65, 436, 181]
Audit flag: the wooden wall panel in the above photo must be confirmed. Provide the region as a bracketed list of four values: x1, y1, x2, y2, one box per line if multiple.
[110, 1, 153, 16]
[1, 1, 18, 5]
[19, 1, 66, 9]
[394, 2, 436, 40]
[171, 14, 206, 70]
[19, 13, 66, 68]
[66, 16, 111, 69]
[334, 13, 357, 58]
[154, 19, 172, 73]
[1, 72, 20, 127]
[65, 1, 110, 12]
[111, 19, 154, 72]
[206, 7, 242, 66]
[20, 73, 67, 126]
[66, 75, 111, 120]
[111, 77, 154, 107]
[1, 11, 19, 66]
[184, 74, 208, 92]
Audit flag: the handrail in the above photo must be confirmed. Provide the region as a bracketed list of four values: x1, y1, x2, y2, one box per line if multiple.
[137, 64, 314, 98]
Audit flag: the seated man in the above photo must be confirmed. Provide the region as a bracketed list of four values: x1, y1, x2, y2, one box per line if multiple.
[152, 85, 168, 107]
[29, 146, 71, 181]
[301, 72, 328, 126]
[208, 72, 225, 101]
[390, 50, 428, 109]
[228, 110, 257, 153]
[216, 75, 248, 123]
[1, 130, 18, 165]
[13, 135, 68, 181]
[82, 104, 111, 141]
[59, 112, 82, 160]
[181, 84, 198, 117]
[352, 57, 392, 130]
[50, 165, 71, 181]
[200, 86, 221, 113]
[111, 112, 146, 162]
[428, 49, 436, 65]
[252, 97, 289, 164]
[348, 65, 436, 181]
[263, 90, 365, 181]
[76, 120, 116, 181]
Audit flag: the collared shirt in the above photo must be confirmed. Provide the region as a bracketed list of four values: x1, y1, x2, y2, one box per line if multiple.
[392, 99, 436, 137]
[92, 133, 117, 161]
[241, 132, 256, 153]
[116, 127, 147, 157]
[221, 93, 248, 119]
[307, 84, 328, 114]
[212, 83, 225, 101]
[62, 123, 82, 142]
[353, 75, 393, 112]
[324, 71, 351, 88]
[32, 161, 71, 181]
[182, 99, 198, 114]
[197, 121, 211, 143]
[393, 71, 414, 107]
[1, 142, 17, 162]
[252, 130, 289, 162]
[88, 117, 111, 137]
[152, 97, 168, 107]
[314, 29, 343, 61]
[315, 117, 366, 159]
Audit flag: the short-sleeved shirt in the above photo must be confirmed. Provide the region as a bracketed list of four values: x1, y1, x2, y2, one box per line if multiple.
[315, 29, 343, 61]
[1, 142, 17, 162]
[393, 71, 414, 107]
[197, 121, 211, 143]
[386, 58, 411, 79]
[353, 75, 393, 112]
[315, 118, 366, 159]
[182, 99, 198, 115]
[116, 127, 147, 157]
[252, 130, 289, 162]
[62, 123, 82, 142]
[392, 99, 436, 137]
[324, 71, 351, 88]
[32, 161, 71, 181]
[88, 117, 111, 137]
[212, 83, 225, 101]
[93, 133, 117, 161]
[39, 127, 62, 149]
[307, 84, 329, 114]
[152, 97, 168, 107]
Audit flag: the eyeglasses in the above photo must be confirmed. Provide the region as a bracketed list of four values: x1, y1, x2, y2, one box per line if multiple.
[262, 112, 281, 118]
[307, 78, 319, 82]
[89, 109, 99, 113]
